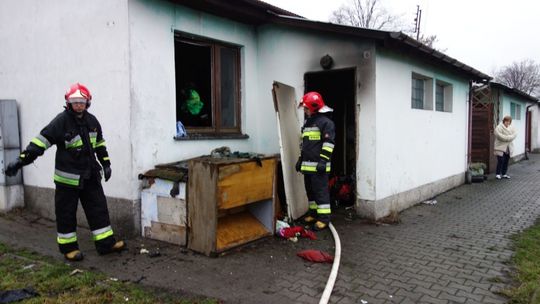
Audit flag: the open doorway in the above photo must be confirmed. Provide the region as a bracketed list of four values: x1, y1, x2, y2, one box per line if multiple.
[304, 68, 356, 208]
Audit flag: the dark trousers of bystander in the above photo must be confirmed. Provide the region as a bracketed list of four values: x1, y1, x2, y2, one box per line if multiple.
[496, 153, 510, 176]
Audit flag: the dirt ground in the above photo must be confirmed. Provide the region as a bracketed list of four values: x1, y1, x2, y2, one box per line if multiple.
[0, 208, 345, 303]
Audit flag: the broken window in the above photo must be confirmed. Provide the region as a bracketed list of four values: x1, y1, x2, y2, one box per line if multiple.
[174, 34, 241, 136]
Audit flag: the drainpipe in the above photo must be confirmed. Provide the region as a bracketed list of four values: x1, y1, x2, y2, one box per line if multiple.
[467, 81, 473, 165]
[525, 104, 533, 160]
[465, 81, 473, 183]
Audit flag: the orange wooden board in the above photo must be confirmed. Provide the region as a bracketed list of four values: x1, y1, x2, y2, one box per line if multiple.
[216, 211, 271, 252]
[217, 159, 275, 210]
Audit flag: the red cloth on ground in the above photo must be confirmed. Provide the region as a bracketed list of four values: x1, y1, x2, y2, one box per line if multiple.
[279, 226, 304, 238]
[297, 250, 334, 263]
[300, 229, 317, 240]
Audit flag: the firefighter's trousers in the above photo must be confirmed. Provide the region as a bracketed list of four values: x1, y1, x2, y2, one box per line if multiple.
[55, 172, 116, 254]
[304, 173, 331, 222]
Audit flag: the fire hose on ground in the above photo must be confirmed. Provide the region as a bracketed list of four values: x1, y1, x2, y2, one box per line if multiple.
[319, 222, 341, 304]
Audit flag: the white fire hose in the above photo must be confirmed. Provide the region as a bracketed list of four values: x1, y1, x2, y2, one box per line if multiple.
[319, 222, 342, 304]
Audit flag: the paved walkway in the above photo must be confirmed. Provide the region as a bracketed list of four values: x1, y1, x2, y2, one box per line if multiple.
[3, 155, 540, 303]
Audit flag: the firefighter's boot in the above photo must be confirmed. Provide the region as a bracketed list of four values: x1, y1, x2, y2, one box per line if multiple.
[111, 240, 126, 252]
[303, 215, 316, 224]
[64, 250, 84, 262]
[313, 220, 329, 231]
[98, 240, 126, 255]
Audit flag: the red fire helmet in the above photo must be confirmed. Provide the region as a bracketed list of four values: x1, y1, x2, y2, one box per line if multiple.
[299, 91, 333, 114]
[64, 83, 92, 108]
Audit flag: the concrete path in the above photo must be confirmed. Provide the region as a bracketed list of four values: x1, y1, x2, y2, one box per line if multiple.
[3, 155, 540, 303]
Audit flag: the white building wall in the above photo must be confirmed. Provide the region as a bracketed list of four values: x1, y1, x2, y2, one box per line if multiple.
[128, 0, 259, 187]
[375, 50, 470, 201]
[530, 105, 540, 152]
[257, 25, 377, 200]
[0, 0, 132, 199]
[499, 93, 529, 157]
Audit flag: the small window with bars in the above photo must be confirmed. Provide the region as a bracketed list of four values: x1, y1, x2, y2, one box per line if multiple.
[511, 102, 521, 120]
[435, 80, 453, 113]
[411, 77, 425, 109]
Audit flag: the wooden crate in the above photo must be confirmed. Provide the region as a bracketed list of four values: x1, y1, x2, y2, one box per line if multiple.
[188, 156, 276, 256]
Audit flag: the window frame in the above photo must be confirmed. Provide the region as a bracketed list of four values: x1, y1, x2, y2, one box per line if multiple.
[411, 72, 433, 110]
[174, 32, 243, 138]
[435, 83, 444, 111]
[435, 80, 453, 113]
[511, 102, 522, 120]
[411, 77, 425, 109]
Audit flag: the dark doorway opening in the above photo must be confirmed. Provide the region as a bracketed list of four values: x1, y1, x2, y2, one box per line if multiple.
[304, 68, 356, 208]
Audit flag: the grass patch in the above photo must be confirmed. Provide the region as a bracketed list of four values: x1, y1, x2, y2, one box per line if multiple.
[501, 220, 540, 304]
[0, 242, 217, 304]
[488, 277, 503, 283]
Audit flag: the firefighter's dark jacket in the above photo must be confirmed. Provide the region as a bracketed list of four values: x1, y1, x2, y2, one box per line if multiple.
[19, 109, 111, 188]
[300, 113, 335, 174]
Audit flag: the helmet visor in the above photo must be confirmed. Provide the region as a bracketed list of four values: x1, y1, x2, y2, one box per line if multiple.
[318, 105, 333, 113]
[67, 97, 87, 104]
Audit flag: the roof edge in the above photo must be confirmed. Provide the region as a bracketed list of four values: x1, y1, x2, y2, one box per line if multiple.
[387, 32, 492, 82]
[490, 81, 539, 102]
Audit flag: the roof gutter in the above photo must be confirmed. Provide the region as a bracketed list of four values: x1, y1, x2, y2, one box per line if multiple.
[489, 82, 539, 102]
[267, 12, 389, 40]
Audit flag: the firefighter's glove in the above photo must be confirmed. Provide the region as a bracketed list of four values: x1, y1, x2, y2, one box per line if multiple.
[295, 157, 302, 172]
[5, 159, 23, 177]
[103, 166, 112, 182]
[316, 161, 327, 174]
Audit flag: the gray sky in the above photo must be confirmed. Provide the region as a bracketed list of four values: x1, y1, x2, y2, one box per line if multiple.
[263, 0, 539, 76]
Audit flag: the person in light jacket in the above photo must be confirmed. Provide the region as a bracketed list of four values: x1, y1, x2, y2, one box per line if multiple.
[494, 115, 517, 180]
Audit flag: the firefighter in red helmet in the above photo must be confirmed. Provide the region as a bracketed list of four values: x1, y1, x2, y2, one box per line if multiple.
[5, 83, 125, 261]
[295, 91, 335, 230]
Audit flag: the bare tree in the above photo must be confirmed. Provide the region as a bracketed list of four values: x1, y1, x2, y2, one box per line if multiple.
[495, 59, 540, 97]
[416, 34, 436, 48]
[329, 0, 444, 50]
[329, 0, 402, 30]
[414, 34, 447, 52]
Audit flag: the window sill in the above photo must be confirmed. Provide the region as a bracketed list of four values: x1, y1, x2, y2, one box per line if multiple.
[173, 133, 250, 140]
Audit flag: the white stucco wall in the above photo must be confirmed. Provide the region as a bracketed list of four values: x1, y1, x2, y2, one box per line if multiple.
[530, 105, 540, 151]
[1, 0, 483, 209]
[128, 3, 380, 204]
[0, 0, 132, 199]
[375, 50, 470, 201]
[499, 93, 530, 156]
[257, 25, 377, 200]
[128, 0, 259, 183]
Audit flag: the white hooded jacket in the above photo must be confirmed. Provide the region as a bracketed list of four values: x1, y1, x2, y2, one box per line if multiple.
[494, 122, 517, 156]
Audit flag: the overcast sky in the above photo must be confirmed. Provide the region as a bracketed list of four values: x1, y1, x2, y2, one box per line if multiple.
[263, 0, 539, 76]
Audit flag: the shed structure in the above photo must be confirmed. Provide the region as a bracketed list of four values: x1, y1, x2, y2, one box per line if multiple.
[0, 0, 493, 232]
[471, 82, 538, 173]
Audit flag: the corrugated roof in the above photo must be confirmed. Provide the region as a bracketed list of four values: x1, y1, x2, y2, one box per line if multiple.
[170, 0, 491, 81]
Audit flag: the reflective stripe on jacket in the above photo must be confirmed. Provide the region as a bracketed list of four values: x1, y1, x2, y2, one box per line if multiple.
[19, 110, 111, 188]
[300, 113, 335, 174]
